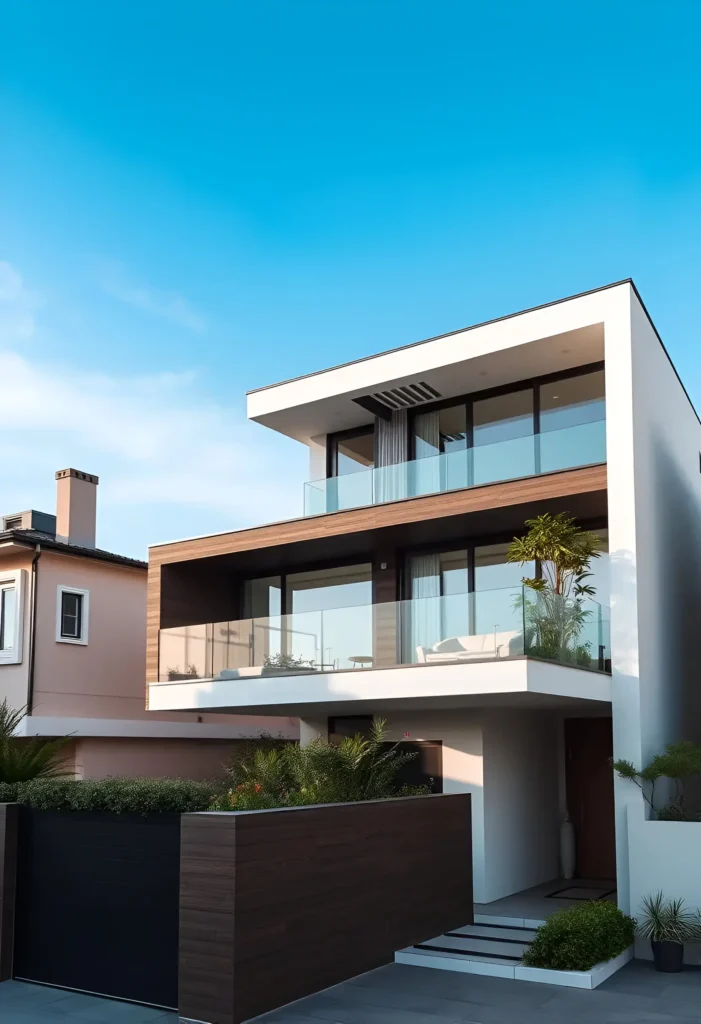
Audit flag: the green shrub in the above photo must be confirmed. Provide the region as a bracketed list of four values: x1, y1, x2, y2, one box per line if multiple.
[0, 777, 218, 814]
[211, 719, 429, 811]
[522, 901, 635, 971]
[0, 700, 73, 783]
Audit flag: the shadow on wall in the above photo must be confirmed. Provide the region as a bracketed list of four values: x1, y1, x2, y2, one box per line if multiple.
[649, 436, 701, 751]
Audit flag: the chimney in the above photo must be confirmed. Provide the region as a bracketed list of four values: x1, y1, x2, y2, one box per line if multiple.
[55, 469, 99, 548]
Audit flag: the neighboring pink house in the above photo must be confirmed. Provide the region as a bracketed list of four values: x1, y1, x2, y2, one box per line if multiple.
[0, 468, 297, 779]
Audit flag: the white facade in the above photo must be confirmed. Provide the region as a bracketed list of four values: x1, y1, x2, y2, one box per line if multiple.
[151, 281, 701, 913]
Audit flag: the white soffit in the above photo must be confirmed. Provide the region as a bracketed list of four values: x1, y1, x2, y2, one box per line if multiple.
[247, 286, 619, 442]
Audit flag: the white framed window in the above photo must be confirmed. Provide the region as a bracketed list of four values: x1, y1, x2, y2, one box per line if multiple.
[0, 570, 25, 665]
[56, 585, 90, 645]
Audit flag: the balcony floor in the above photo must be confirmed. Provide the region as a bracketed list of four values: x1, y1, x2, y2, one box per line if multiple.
[148, 656, 611, 717]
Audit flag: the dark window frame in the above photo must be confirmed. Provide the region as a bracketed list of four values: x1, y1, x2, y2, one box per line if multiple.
[326, 425, 376, 479]
[60, 590, 84, 640]
[398, 516, 608, 602]
[408, 361, 605, 460]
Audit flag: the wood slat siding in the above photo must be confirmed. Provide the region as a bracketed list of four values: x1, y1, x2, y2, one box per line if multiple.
[373, 551, 398, 668]
[178, 794, 472, 1024]
[147, 464, 606, 684]
[0, 804, 18, 982]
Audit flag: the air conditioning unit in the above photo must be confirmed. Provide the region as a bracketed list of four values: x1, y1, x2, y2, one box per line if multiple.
[2, 510, 57, 535]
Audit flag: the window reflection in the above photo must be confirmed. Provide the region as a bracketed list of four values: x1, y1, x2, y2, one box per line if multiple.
[540, 370, 605, 431]
[335, 429, 375, 474]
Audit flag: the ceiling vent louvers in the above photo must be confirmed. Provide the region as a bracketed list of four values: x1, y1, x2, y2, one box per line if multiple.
[369, 381, 441, 411]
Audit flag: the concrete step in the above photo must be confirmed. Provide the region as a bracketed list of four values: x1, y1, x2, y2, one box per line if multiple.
[395, 916, 537, 980]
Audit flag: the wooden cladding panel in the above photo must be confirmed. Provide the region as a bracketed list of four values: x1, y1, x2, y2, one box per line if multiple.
[0, 803, 18, 982]
[373, 551, 398, 668]
[178, 794, 472, 1024]
[152, 465, 606, 566]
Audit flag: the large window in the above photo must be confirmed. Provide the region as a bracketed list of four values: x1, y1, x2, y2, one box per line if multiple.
[404, 534, 611, 662]
[473, 389, 535, 484]
[0, 572, 24, 665]
[408, 365, 606, 491]
[243, 564, 373, 671]
[539, 369, 606, 473]
[329, 427, 374, 476]
[327, 427, 375, 510]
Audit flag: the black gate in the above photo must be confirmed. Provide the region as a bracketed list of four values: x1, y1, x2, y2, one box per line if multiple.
[13, 808, 180, 1008]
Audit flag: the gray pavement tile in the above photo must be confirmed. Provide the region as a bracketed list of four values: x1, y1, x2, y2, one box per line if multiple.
[252, 992, 473, 1023]
[0, 981, 73, 1003]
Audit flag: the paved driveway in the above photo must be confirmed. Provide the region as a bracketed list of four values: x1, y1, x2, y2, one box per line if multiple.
[0, 981, 176, 1023]
[254, 960, 701, 1023]
[4, 961, 701, 1023]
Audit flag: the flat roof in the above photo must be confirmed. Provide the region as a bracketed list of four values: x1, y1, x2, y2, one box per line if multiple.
[246, 278, 633, 395]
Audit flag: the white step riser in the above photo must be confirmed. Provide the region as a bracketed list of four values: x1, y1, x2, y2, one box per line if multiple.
[419, 936, 530, 957]
[396, 949, 518, 979]
[449, 925, 537, 942]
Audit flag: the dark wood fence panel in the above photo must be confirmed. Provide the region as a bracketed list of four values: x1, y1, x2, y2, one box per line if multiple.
[0, 803, 18, 982]
[13, 809, 180, 1008]
[179, 793, 472, 1024]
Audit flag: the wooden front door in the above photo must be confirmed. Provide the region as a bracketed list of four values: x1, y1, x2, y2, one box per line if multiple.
[565, 717, 616, 880]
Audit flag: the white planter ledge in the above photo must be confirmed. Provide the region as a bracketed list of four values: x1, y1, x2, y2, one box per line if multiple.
[515, 947, 633, 989]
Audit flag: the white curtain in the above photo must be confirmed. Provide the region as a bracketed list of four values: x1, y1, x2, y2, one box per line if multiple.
[412, 409, 441, 496]
[375, 409, 408, 501]
[407, 553, 442, 661]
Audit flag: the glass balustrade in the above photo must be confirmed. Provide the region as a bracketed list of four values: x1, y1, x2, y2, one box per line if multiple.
[157, 587, 611, 682]
[303, 418, 606, 515]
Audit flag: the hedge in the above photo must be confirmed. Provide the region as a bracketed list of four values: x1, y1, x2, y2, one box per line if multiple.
[0, 777, 219, 814]
[522, 900, 636, 971]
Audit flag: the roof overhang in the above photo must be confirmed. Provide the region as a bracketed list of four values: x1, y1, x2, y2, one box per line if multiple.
[246, 283, 629, 443]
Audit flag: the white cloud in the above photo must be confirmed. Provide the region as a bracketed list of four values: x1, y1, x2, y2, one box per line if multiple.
[0, 351, 304, 545]
[0, 265, 305, 557]
[0, 261, 39, 339]
[99, 261, 206, 332]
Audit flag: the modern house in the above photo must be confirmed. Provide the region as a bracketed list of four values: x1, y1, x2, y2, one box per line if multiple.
[0, 469, 297, 778]
[147, 280, 701, 924]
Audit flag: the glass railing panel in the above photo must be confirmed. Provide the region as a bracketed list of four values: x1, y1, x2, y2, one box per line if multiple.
[158, 623, 210, 681]
[403, 589, 523, 664]
[304, 479, 328, 516]
[303, 417, 606, 515]
[157, 586, 611, 681]
[333, 472, 374, 512]
[472, 433, 537, 487]
[539, 418, 607, 475]
[521, 589, 610, 671]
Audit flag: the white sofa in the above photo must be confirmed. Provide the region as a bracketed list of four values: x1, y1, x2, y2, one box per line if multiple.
[416, 630, 522, 663]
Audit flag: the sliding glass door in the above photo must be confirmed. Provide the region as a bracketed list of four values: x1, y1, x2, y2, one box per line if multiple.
[404, 550, 468, 662]
[243, 564, 373, 671]
[409, 366, 606, 495]
[327, 427, 375, 510]
[405, 543, 535, 662]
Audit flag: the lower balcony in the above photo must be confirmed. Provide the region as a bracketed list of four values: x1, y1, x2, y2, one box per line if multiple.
[150, 588, 612, 716]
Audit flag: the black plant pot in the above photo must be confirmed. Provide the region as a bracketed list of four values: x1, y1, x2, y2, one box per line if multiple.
[651, 940, 684, 973]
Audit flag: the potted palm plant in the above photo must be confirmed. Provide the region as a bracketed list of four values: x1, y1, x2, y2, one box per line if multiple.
[507, 512, 601, 667]
[637, 892, 701, 972]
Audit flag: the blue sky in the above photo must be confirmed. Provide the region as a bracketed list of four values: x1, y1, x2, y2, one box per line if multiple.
[2, 1, 701, 557]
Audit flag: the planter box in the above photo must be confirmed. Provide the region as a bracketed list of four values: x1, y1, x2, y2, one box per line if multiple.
[628, 809, 701, 964]
[515, 947, 633, 989]
[178, 793, 472, 1024]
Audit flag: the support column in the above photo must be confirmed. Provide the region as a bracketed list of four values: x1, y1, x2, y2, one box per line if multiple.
[0, 803, 19, 982]
[299, 718, 328, 746]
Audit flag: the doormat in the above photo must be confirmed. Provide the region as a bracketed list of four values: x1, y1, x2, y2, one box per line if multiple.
[546, 886, 617, 901]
